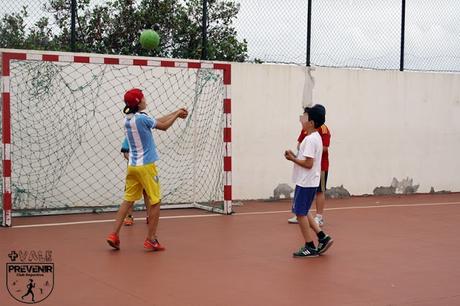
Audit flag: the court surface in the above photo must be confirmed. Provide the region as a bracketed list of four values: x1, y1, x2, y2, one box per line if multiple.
[1, 193, 460, 306]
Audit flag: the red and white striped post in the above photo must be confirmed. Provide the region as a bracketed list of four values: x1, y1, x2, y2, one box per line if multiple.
[214, 63, 232, 214]
[1, 52, 26, 226]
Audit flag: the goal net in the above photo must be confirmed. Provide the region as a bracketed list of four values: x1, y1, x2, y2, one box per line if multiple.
[1, 50, 232, 226]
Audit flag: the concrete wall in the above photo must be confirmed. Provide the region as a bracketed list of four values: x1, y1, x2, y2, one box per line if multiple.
[232, 63, 460, 199]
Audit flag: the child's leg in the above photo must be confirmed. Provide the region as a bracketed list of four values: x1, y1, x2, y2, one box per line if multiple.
[292, 186, 316, 243]
[147, 202, 161, 240]
[123, 205, 135, 226]
[315, 192, 325, 215]
[112, 200, 134, 235]
[307, 212, 322, 233]
[307, 211, 333, 253]
[141, 164, 161, 232]
[297, 214, 315, 243]
[314, 171, 328, 225]
[143, 190, 151, 217]
[308, 212, 329, 239]
[122, 166, 141, 226]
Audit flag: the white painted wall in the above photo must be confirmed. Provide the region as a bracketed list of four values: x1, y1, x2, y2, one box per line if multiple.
[231, 63, 460, 199]
[231, 63, 307, 200]
[313, 68, 460, 195]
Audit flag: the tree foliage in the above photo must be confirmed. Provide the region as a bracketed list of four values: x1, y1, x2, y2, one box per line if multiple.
[0, 0, 247, 61]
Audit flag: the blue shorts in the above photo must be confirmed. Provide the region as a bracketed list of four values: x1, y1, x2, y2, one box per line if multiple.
[292, 185, 317, 216]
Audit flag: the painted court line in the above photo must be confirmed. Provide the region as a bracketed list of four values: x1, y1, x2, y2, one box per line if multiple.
[9, 201, 460, 229]
[10, 214, 224, 229]
[235, 201, 460, 216]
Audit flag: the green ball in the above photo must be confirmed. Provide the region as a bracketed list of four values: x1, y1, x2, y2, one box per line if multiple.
[140, 30, 160, 50]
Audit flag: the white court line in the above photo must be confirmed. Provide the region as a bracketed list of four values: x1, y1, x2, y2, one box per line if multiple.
[11, 214, 224, 229]
[9, 201, 460, 229]
[234, 201, 460, 216]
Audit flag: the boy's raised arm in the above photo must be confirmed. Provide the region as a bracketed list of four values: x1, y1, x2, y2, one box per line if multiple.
[155, 108, 188, 131]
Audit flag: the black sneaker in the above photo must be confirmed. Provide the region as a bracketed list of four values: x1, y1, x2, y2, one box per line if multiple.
[317, 235, 334, 254]
[293, 245, 319, 258]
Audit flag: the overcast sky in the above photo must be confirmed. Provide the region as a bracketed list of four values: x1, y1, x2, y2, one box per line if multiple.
[2, 0, 459, 71]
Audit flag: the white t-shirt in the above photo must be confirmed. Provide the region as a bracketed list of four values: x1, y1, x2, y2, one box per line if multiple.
[292, 131, 322, 187]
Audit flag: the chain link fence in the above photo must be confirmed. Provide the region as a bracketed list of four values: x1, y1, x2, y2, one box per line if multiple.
[404, 0, 460, 71]
[1, 0, 460, 71]
[310, 0, 402, 70]
[0, 0, 46, 27]
[234, 0, 309, 64]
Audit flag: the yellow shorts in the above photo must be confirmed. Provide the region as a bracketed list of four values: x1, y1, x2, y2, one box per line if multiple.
[124, 163, 161, 205]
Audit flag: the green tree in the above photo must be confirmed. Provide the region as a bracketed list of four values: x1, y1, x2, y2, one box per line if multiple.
[0, 0, 247, 62]
[0, 6, 58, 51]
[174, 0, 247, 61]
[0, 7, 28, 49]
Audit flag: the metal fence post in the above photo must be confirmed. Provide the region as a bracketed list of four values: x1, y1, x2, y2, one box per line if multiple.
[70, 0, 76, 52]
[400, 0, 406, 71]
[306, 0, 312, 66]
[201, 0, 208, 60]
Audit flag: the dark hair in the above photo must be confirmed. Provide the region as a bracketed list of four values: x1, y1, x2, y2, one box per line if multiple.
[313, 104, 326, 115]
[123, 105, 139, 114]
[304, 104, 326, 116]
[305, 106, 325, 128]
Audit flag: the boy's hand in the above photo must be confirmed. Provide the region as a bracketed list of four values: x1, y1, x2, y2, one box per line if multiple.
[284, 150, 296, 161]
[177, 108, 188, 119]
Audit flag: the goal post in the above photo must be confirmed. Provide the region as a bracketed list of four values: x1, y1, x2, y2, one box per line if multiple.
[1, 49, 232, 226]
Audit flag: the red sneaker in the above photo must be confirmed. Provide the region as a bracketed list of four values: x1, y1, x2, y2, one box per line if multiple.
[144, 239, 165, 251]
[107, 233, 120, 250]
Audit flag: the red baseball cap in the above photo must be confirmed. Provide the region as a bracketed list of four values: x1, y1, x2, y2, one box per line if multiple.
[124, 88, 144, 107]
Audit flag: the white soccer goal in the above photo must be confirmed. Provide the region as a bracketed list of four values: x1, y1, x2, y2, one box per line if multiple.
[1, 49, 232, 226]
